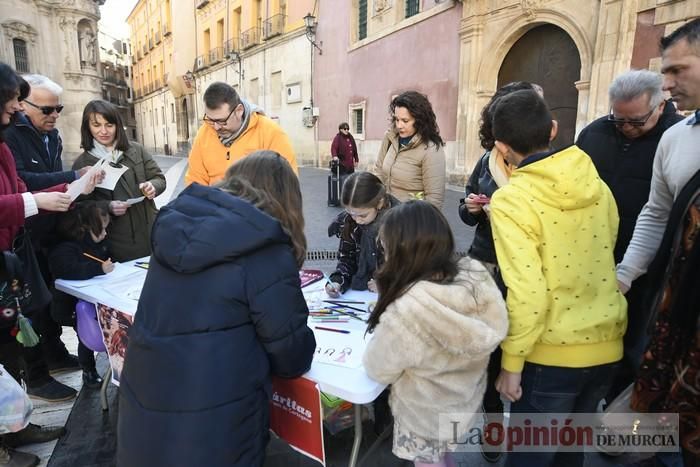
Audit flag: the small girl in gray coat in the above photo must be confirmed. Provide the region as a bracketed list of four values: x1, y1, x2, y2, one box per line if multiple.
[363, 201, 508, 467]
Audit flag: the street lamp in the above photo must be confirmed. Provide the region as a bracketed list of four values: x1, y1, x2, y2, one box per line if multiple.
[303, 13, 322, 55]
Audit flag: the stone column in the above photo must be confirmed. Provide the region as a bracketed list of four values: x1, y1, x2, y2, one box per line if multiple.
[456, 18, 488, 174]
[586, 0, 639, 121]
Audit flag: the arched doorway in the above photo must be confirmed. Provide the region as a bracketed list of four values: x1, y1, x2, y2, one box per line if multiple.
[498, 24, 581, 149]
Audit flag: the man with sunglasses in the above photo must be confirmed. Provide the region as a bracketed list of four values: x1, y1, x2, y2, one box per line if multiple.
[4, 75, 91, 191]
[185, 81, 297, 186]
[576, 70, 683, 401]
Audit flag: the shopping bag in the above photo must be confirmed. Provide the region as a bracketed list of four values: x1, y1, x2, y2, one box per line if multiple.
[0, 364, 33, 435]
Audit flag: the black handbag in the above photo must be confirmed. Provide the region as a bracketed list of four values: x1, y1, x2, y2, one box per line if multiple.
[0, 251, 30, 329]
[11, 229, 51, 314]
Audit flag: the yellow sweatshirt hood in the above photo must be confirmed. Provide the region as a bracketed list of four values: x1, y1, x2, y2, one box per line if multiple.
[515, 147, 605, 211]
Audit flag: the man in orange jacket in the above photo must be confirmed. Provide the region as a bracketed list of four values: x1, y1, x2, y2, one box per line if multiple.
[185, 81, 298, 186]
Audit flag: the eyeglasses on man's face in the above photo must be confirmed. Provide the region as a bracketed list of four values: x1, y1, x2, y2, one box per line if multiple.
[203, 105, 238, 128]
[24, 99, 64, 116]
[607, 108, 655, 127]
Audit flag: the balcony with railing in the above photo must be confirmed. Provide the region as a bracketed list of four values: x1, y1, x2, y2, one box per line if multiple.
[240, 27, 261, 50]
[155, 31, 161, 44]
[195, 0, 209, 9]
[208, 47, 224, 65]
[148, 38, 154, 50]
[224, 38, 239, 57]
[153, 79, 161, 91]
[163, 24, 171, 37]
[263, 14, 286, 40]
[142, 44, 148, 55]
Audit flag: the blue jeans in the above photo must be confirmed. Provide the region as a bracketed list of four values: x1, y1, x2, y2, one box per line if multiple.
[505, 361, 620, 467]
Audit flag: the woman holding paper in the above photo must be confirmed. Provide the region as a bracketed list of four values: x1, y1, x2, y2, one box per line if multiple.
[73, 100, 165, 262]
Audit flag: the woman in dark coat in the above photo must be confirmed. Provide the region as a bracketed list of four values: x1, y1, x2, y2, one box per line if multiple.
[72, 100, 165, 262]
[330, 122, 359, 174]
[117, 151, 316, 467]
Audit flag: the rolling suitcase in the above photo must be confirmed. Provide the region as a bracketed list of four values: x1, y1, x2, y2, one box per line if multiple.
[327, 160, 344, 207]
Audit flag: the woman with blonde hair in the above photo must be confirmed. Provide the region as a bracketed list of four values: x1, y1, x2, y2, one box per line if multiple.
[117, 151, 315, 467]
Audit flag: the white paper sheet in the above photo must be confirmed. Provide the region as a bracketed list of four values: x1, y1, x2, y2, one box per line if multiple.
[312, 325, 368, 369]
[96, 160, 128, 191]
[61, 262, 146, 288]
[66, 161, 104, 201]
[124, 196, 145, 205]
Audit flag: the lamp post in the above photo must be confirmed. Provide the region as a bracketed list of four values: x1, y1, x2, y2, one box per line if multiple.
[303, 13, 322, 55]
[303, 13, 321, 167]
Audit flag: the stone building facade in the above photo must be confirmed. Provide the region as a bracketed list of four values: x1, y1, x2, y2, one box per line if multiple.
[454, 0, 698, 181]
[0, 0, 105, 161]
[315, 0, 698, 185]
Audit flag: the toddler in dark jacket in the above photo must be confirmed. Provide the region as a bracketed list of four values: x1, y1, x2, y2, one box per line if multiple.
[48, 201, 113, 389]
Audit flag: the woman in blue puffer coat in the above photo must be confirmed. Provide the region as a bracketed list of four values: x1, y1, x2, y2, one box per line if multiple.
[117, 151, 316, 467]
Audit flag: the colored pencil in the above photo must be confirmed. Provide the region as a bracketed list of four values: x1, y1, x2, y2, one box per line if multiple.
[323, 300, 364, 304]
[324, 307, 366, 322]
[328, 303, 366, 313]
[314, 326, 350, 334]
[82, 253, 105, 264]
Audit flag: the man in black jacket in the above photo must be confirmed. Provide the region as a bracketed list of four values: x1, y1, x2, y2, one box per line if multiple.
[576, 69, 684, 400]
[3, 74, 91, 403]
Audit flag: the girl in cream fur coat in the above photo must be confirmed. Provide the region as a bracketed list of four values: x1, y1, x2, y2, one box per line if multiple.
[363, 201, 508, 467]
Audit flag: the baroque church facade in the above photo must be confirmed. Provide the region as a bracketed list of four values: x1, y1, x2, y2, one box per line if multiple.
[0, 0, 105, 160]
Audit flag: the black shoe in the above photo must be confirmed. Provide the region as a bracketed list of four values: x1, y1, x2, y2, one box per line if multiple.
[0, 444, 39, 466]
[480, 447, 503, 463]
[3, 423, 66, 448]
[82, 369, 103, 389]
[26, 378, 77, 402]
[47, 354, 80, 375]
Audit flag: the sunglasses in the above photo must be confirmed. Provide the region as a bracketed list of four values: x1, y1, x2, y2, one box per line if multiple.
[203, 105, 238, 127]
[23, 99, 64, 115]
[607, 108, 654, 127]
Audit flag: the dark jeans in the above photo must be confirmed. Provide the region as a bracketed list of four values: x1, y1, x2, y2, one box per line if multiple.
[78, 341, 96, 372]
[21, 303, 70, 386]
[607, 275, 652, 402]
[21, 250, 71, 386]
[484, 346, 504, 416]
[505, 361, 620, 467]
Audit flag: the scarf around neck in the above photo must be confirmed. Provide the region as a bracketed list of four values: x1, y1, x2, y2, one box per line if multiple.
[89, 139, 123, 163]
[219, 99, 264, 148]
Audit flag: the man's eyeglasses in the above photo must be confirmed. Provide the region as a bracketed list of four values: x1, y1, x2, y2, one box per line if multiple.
[203, 106, 237, 127]
[23, 99, 64, 116]
[607, 108, 655, 127]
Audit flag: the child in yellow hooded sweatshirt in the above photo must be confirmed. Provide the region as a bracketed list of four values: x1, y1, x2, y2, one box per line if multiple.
[489, 89, 627, 467]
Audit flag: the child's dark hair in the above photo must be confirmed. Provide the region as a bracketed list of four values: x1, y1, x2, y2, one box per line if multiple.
[491, 89, 552, 156]
[479, 81, 536, 151]
[341, 172, 386, 209]
[56, 201, 111, 242]
[367, 201, 458, 333]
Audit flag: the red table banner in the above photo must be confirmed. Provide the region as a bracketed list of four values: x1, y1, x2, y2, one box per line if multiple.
[270, 376, 325, 465]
